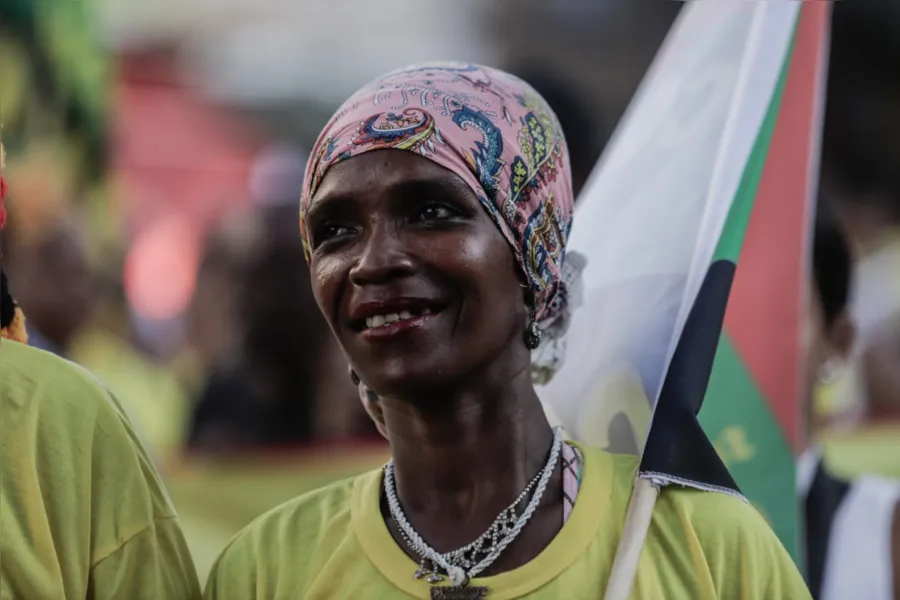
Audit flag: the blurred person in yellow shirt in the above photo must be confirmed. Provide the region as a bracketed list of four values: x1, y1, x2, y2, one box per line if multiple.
[0, 154, 202, 599]
[0, 341, 203, 600]
[818, 0, 900, 425]
[801, 199, 900, 600]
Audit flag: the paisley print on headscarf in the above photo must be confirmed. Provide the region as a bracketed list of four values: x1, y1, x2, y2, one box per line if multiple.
[300, 62, 578, 326]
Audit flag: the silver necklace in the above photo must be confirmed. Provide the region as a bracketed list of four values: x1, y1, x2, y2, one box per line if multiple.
[383, 426, 564, 592]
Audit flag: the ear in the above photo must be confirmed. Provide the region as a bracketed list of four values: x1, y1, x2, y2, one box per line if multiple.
[358, 384, 388, 440]
[521, 286, 537, 317]
[0, 306, 28, 344]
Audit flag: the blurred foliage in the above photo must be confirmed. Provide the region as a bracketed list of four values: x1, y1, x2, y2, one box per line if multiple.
[0, 0, 109, 184]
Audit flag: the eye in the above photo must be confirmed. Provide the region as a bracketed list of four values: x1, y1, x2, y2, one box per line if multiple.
[413, 202, 459, 223]
[312, 222, 356, 248]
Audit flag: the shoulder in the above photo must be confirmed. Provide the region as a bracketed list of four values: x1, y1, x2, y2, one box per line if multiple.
[1, 341, 130, 433]
[1, 340, 179, 524]
[656, 482, 770, 544]
[234, 471, 361, 543]
[577, 446, 776, 537]
[659, 483, 808, 597]
[576, 445, 641, 506]
[0, 341, 198, 593]
[576, 445, 809, 598]
[578, 445, 779, 546]
[1, 342, 157, 480]
[1, 339, 175, 507]
[205, 470, 374, 596]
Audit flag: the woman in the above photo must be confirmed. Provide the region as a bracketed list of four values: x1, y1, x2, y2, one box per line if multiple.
[205, 63, 808, 599]
[800, 199, 900, 600]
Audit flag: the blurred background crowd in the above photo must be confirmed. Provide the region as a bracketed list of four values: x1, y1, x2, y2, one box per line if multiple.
[1, 0, 899, 581]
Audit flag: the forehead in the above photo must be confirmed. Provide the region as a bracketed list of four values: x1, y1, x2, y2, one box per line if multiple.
[310, 150, 473, 209]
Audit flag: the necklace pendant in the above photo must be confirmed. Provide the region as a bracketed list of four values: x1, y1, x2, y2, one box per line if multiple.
[430, 585, 490, 600]
[415, 560, 429, 579]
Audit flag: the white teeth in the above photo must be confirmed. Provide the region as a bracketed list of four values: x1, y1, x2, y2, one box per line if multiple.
[364, 308, 434, 330]
[366, 315, 386, 329]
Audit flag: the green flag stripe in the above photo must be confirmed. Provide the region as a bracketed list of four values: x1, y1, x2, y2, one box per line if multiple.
[711, 26, 798, 264]
[700, 333, 799, 560]
[701, 14, 801, 563]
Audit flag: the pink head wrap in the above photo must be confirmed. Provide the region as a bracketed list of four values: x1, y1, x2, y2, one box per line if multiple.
[300, 62, 578, 325]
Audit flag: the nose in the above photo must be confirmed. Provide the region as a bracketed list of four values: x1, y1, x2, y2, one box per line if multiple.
[348, 222, 416, 286]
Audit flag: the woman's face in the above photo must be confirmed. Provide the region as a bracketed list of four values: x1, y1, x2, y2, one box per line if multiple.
[305, 150, 530, 398]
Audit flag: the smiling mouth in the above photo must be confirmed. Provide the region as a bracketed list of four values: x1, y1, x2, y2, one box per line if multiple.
[364, 307, 433, 330]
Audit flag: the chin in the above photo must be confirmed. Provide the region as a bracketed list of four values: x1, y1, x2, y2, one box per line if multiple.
[358, 353, 462, 400]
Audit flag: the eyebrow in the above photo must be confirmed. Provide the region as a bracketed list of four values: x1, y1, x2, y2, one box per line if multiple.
[305, 191, 356, 225]
[393, 176, 475, 202]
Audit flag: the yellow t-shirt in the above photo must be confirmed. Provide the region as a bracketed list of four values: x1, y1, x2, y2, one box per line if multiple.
[0, 341, 202, 600]
[205, 443, 810, 599]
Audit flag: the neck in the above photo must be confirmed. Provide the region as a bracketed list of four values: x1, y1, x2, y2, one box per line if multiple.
[381, 365, 555, 523]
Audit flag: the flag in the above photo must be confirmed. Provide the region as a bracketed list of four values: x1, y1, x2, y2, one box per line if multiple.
[698, 3, 831, 562]
[538, 0, 826, 557]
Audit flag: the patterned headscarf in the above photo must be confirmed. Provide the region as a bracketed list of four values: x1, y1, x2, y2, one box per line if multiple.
[300, 62, 586, 381]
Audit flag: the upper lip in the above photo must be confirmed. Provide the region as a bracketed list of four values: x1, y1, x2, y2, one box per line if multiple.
[349, 297, 442, 329]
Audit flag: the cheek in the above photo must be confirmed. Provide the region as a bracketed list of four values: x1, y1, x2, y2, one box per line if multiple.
[450, 228, 524, 328]
[309, 256, 345, 329]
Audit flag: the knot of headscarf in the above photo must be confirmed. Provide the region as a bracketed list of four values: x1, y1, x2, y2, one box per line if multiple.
[300, 62, 585, 382]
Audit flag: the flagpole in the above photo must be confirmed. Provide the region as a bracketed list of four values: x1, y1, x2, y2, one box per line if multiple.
[602, 477, 660, 600]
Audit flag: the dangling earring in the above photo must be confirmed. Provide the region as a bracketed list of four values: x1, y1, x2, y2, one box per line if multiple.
[523, 314, 542, 350]
[349, 367, 361, 386]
